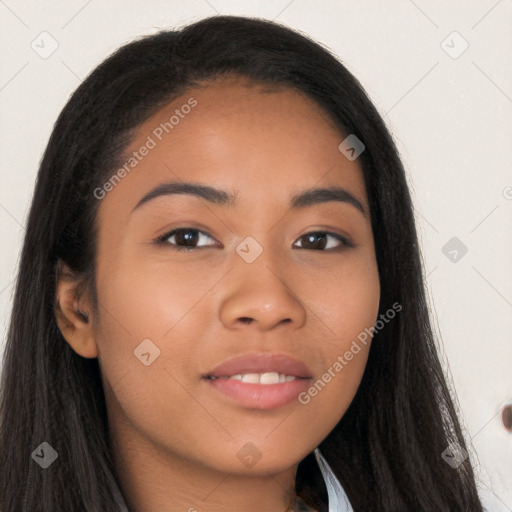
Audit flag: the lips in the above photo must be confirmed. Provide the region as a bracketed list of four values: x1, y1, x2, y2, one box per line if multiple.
[204, 352, 313, 379]
[202, 353, 314, 410]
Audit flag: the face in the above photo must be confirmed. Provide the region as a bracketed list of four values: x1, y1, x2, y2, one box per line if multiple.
[74, 75, 380, 475]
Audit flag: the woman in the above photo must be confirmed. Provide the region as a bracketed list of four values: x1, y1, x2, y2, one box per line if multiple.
[0, 15, 483, 512]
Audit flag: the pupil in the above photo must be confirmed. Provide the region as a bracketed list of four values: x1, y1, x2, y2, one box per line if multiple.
[178, 229, 197, 246]
[305, 233, 325, 250]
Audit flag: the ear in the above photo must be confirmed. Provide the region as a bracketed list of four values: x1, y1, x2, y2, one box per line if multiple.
[54, 260, 98, 359]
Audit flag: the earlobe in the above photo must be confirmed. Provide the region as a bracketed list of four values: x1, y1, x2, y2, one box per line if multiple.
[54, 261, 98, 359]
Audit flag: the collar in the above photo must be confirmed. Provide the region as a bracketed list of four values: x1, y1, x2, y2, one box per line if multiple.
[314, 448, 353, 512]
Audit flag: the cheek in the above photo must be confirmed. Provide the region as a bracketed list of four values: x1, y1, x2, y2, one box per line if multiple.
[306, 247, 380, 343]
[294, 249, 380, 419]
[95, 252, 217, 345]
[91, 253, 187, 392]
[94, 261, 222, 456]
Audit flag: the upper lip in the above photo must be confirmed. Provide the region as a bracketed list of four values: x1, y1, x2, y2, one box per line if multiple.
[204, 353, 313, 379]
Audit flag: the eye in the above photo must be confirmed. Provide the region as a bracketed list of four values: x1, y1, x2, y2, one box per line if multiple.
[156, 228, 353, 252]
[157, 228, 219, 251]
[293, 231, 353, 251]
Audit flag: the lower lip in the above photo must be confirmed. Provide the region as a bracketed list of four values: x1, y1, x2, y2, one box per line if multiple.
[203, 377, 311, 410]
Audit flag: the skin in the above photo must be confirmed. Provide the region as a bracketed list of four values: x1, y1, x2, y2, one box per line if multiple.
[56, 75, 380, 512]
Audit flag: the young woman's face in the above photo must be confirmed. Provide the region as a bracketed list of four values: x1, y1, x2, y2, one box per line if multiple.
[88, 75, 380, 475]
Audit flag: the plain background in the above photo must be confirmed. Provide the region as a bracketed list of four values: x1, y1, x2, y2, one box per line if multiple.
[0, 1, 511, 509]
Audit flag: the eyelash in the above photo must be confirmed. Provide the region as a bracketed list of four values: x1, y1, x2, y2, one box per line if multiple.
[155, 227, 354, 252]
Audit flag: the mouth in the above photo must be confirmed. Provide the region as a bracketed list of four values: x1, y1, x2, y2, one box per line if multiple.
[204, 352, 313, 380]
[204, 372, 306, 384]
[202, 353, 313, 410]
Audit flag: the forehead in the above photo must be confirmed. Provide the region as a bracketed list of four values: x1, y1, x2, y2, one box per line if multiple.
[99, 74, 368, 215]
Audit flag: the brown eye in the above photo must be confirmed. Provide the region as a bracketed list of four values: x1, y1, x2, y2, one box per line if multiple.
[159, 228, 217, 251]
[293, 231, 352, 251]
[156, 228, 352, 252]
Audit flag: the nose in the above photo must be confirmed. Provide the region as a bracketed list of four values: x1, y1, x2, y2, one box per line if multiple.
[219, 253, 307, 332]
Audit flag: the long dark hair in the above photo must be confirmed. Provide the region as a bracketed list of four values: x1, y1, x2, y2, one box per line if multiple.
[0, 14, 483, 511]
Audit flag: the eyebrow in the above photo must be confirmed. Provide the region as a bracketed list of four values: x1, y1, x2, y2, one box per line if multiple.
[132, 182, 367, 217]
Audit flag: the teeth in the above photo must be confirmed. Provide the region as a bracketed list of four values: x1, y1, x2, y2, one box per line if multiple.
[218, 372, 298, 384]
[241, 373, 261, 384]
[257, 372, 279, 384]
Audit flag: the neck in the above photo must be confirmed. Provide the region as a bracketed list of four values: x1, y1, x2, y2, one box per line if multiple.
[109, 417, 301, 512]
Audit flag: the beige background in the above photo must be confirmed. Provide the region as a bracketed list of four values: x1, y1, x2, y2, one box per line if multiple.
[0, 1, 511, 509]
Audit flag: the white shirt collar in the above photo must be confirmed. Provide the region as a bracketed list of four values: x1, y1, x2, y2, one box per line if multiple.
[314, 448, 353, 512]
